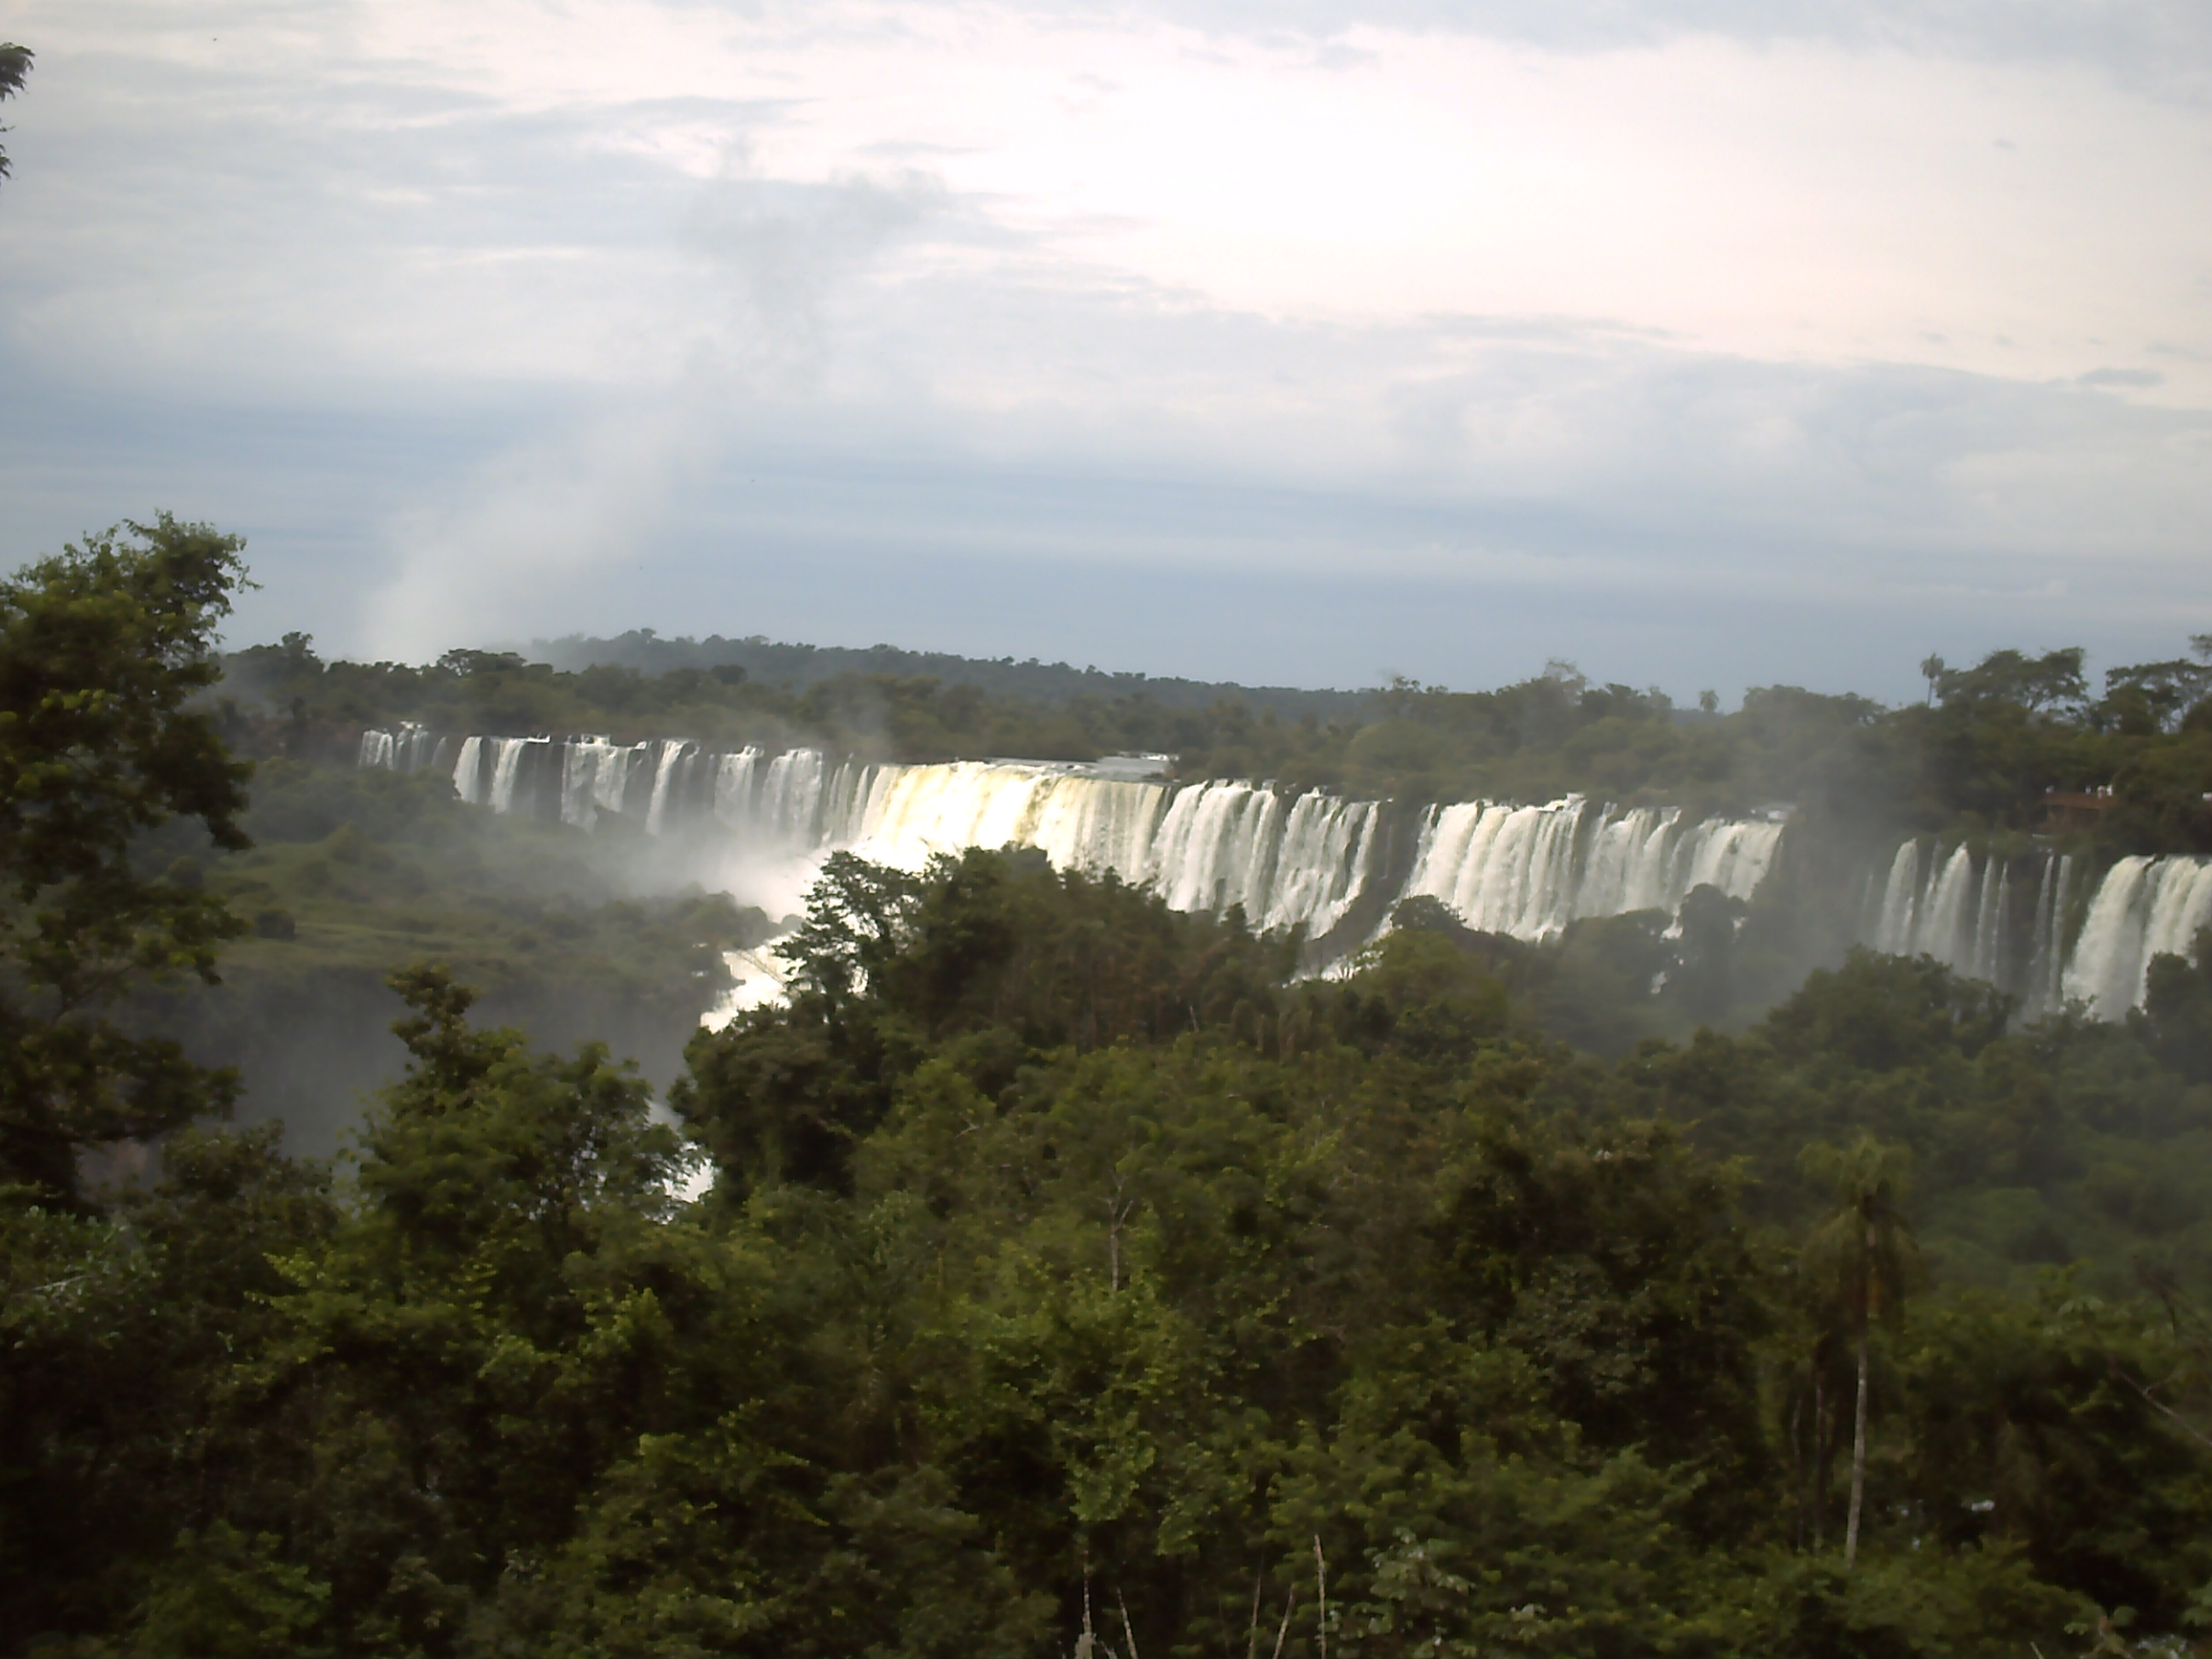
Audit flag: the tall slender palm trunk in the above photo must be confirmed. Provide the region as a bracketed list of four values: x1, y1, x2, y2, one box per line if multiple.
[1811, 1367, 1829, 1551]
[1812, 1145, 1914, 1569]
[1845, 1315, 1870, 1565]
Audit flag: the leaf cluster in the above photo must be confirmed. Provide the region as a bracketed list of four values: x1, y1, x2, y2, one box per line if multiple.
[0, 515, 253, 1201]
[14, 853, 2212, 1656]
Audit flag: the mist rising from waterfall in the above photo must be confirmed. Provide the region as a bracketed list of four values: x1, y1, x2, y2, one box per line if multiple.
[359, 729, 1784, 963]
[362, 726, 2212, 1021]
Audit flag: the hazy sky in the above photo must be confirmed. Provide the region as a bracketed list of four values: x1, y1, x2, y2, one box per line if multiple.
[2, 0, 2208, 701]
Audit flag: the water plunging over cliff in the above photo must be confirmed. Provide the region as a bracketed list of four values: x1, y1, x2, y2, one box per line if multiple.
[1864, 836, 2212, 1018]
[358, 729, 1784, 960]
[1403, 800, 1778, 941]
[2062, 856, 2212, 1017]
[359, 725, 2212, 1018]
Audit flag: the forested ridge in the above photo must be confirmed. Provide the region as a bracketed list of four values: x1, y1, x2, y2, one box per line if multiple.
[225, 632, 2212, 858]
[8, 521, 2212, 1656]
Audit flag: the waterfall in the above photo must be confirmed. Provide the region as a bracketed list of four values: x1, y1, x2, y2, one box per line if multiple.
[2029, 854, 2075, 1015]
[352, 719, 2212, 1010]
[556, 738, 634, 830]
[644, 740, 693, 837]
[453, 736, 487, 806]
[2132, 859, 2212, 998]
[843, 761, 1176, 887]
[1971, 859, 2007, 985]
[1871, 842, 1920, 953]
[761, 749, 828, 841]
[714, 748, 763, 828]
[358, 729, 1787, 958]
[1918, 846, 1978, 968]
[1865, 835, 2210, 1020]
[1679, 816, 1784, 906]
[1402, 798, 1781, 940]
[358, 725, 445, 772]
[1249, 793, 1380, 936]
[373, 715, 2212, 1013]
[1868, 841, 2059, 1010]
[2063, 856, 2212, 1018]
[486, 737, 537, 816]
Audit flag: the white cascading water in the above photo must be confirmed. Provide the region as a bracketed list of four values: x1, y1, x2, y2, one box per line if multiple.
[358, 725, 445, 773]
[1866, 836, 2212, 1019]
[358, 723, 2212, 1022]
[1401, 800, 1779, 940]
[487, 738, 535, 816]
[1871, 841, 1923, 958]
[643, 741, 694, 837]
[561, 738, 643, 830]
[1913, 847, 2015, 980]
[452, 736, 486, 806]
[2027, 853, 2077, 1015]
[2062, 856, 2212, 1018]
[1135, 781, 1385, 935]
[834, 764, 1386, 942]
[1871, 840, 2061, 1010]
[360, 731, 1785, 958]
[714, 748, 830, 842]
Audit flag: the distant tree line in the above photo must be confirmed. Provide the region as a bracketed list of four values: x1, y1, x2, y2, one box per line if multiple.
[221, 631, 2212, 858]
[527, 628, 1373, 721]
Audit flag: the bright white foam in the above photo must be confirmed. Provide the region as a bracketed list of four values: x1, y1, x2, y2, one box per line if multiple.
[360, 732, 1790, 976]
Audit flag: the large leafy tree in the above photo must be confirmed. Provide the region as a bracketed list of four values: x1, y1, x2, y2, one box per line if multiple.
[0, 1123, 335, 1646]
[0, 515, 253, 1202]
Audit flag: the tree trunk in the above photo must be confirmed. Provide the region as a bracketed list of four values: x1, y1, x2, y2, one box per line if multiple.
[1790, 1373, 1808, 1551]
[1845, 1318, 1871, 1566]
[1812, 1367, 1828, 1551]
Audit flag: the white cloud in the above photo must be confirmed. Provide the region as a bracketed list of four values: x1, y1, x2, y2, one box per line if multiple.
[681, 160, 953, 387]
[0, 0, 2208, 693]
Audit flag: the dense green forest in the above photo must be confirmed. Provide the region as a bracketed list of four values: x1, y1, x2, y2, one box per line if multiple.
[9, 518, 2212, 1656]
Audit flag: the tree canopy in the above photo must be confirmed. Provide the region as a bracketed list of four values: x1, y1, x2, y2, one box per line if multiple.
[10, 834, 2212, 1655]
[0, 515, 252, 1201]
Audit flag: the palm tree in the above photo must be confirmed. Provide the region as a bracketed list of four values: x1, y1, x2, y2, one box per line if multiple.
[1801, 1134, 1919, 1567]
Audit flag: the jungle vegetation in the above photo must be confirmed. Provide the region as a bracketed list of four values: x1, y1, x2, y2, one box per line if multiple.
[9, 520, 2212, 1656]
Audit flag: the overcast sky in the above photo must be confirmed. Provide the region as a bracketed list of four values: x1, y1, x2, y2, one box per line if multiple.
[2, 0, 2207, 702]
